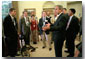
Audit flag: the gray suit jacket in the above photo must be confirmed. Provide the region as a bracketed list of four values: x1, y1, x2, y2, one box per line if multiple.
[19, 17, 30, 35]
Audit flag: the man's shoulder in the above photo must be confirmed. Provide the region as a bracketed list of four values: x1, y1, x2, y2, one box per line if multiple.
[59, 13, 68, 21]
[5, 15, 10, 19]
[20, 17, 24, 21]
[60, 13, 67, 18]
[73, 16, 79, 21]
[73, 16, 78, 19]
[4, 15, 11, 21]
[62, 13, 67, 16]
[39, 18, 42, 20]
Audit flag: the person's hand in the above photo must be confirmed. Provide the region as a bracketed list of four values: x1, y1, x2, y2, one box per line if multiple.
[42, 26, 48, 31]
[42, 23, 51, 31]
[46, 23, 51, 27]
[18, 32, 20, 35]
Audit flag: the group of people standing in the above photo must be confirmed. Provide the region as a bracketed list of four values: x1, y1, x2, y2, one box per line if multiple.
[2, 5, 82, 57]
[42, 5, 81, 57]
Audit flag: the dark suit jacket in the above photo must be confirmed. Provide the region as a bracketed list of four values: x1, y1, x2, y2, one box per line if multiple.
[50, 13, 68, 40]
[3, 14, 18, 39]
[66, 16, 80, 37]
[64, 13, 69, 21]
[38, 17, 51, 34]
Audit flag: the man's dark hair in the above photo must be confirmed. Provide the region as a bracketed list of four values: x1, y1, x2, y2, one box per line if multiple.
[23, 10, 28, 14]
[31, 15, 35, 17]
[9, 8, 15, 12]
[69, 8, 76, 14]
[63, 8, 67, 11]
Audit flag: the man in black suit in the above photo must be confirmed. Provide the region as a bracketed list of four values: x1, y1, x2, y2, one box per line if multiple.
[3, 8, 18, 57]
[63, 8, 70, 50]
[42, 5, 68, 57]
[38, 11, 52, 51]
[65, 8, 79, 57]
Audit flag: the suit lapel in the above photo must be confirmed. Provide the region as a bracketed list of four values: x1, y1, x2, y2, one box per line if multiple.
[8, 15, 13, 22]
[23, 17, 26, 26]
[54, 13, 63, 25]
[8, 15, 15, 26]
[8, 15, 17, 31]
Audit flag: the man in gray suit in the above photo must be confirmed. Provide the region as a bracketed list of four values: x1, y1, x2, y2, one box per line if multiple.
[42, 5, 68, 57]
[19, 11, 36, 53]
[19, 10, 30, 47]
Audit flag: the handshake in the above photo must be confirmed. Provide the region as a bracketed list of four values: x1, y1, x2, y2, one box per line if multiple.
[42, 23, 51, 31]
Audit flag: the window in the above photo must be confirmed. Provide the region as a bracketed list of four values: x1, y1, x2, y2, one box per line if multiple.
[2, 1, 12, 20]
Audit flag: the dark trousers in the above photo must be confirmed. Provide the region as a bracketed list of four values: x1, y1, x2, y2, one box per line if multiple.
[24, 33, 30, 45]
[2, 37, 6, 57]
[54, 33, 65, 57]
[5, 37, 18, 57]
[66, 34, 76, 56]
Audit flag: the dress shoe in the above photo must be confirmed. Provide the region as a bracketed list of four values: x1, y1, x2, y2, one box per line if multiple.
[51, 42, 53, 44]
[49, 48, 52, 51]
[41, 39, 42, 41]
[42, 46, 46, 49]
[33, 42, 37, 44]
[31, 48, 35, 52]
[67, 55, 74, 57]
[64, 50, 69, 53]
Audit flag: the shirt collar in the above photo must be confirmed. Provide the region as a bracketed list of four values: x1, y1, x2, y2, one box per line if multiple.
[47, 16, 50, 18]
[9, 14, 14, 20]
[70, 15, 74, 18]
[57, 12, 63, 17]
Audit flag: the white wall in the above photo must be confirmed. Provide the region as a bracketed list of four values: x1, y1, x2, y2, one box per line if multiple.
[18, 1, 67, 20]
[67, 2, 82, 18]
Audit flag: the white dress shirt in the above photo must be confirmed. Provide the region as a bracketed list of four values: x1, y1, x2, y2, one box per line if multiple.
[42, 17, 46, 27]
[24, 16, 29, 26]
[55, 12, 63, 21]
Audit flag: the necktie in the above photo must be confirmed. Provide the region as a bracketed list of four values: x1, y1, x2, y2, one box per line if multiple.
[66, 16, 72, 30]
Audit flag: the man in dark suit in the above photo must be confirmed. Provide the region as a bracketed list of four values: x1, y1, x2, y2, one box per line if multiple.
[38, 11, 52, 51]
[65, 8, 79, 57]
[63, 8, 70, 50]
[42, 5, 68, 57]
[3, 8, 18, 57]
